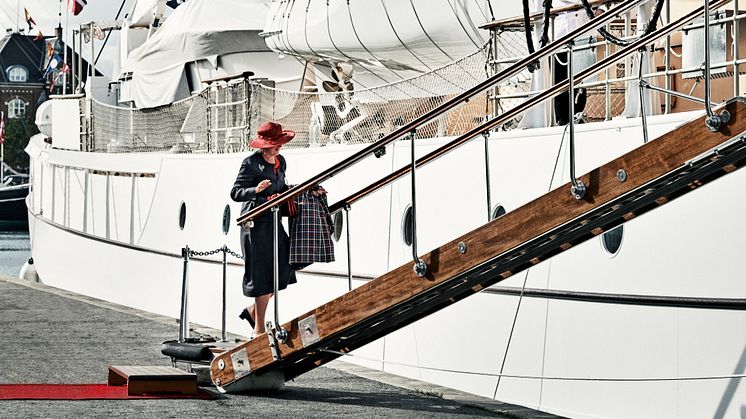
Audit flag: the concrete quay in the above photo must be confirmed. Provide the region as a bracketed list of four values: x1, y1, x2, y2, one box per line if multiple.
[0, 275, 560, 418]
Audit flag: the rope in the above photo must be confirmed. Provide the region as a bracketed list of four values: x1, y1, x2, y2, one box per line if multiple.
[321, 349, 746, 382]
[579, 0, 665, 47]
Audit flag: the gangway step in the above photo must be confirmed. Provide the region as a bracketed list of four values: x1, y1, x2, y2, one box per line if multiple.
[108, 365, 197, 395]
[211, 98, 746, 392]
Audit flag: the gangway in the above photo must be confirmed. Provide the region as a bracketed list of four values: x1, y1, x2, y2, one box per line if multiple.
[210, 99, 746, 391]
[210, 0, 744, 392]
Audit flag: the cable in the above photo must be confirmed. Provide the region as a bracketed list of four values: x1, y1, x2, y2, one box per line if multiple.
[94, 0, 127, 66]
[579, 0, 665, 47]
[321, 349, 746, 382]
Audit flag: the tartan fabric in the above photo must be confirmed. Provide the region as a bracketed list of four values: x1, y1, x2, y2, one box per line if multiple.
[289, 191, 335, 269]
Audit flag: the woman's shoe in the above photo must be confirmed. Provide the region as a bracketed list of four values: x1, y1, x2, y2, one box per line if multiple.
[239, 306, 255, 329]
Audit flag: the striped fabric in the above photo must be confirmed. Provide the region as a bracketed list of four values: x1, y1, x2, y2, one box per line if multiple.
[289, 191, 335, 270]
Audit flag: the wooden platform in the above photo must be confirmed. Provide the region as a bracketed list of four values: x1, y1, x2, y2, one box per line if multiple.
[211, 98, 746, 391]
[108, 365, 197, 396]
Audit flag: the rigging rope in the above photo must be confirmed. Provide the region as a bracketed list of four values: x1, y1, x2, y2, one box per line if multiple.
[579, 0, 665, 47]
[522, 0, 553, 72]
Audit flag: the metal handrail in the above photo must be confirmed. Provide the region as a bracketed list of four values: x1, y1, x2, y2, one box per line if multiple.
[235, 0, 648, 226]
[327, 0, 731, 214]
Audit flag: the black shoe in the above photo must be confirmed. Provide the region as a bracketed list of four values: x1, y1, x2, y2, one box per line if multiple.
[239, 307, 255, 329]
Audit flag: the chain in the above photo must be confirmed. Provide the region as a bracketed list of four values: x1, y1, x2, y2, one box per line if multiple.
[187, 245, 243, 260]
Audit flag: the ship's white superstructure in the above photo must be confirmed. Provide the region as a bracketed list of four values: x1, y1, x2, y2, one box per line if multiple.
[23, 0, 746, 417]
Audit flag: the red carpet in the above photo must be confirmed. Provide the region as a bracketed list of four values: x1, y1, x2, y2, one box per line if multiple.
[0, 384, 215, 400]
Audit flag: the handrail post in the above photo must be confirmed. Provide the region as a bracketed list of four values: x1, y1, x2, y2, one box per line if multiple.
[344, 206, 353, 291]
[410, 130, 427, 277]
[704, 0, 731, 131]
[221, 245, 228, 342]
[482, 131, 492, 222]
[567, 41, 586, 200]
[272, 206, 288, 343]
[179, 245, 190, 342]
[638, 49, 650, 144]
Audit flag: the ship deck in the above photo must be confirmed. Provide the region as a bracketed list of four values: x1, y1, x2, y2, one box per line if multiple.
[0, 275, 558, 418]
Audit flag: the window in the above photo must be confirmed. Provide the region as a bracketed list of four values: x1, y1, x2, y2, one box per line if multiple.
[7, 98, 26, 118]
[7, 66, 27, 82]
[601, 225, 624, 256]
[401, 205, 413, 246]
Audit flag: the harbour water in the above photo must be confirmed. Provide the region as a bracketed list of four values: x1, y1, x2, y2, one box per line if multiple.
[0, 231, 29, 278]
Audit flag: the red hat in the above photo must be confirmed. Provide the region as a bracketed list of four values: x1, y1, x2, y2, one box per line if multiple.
[250, 121, 295, 149]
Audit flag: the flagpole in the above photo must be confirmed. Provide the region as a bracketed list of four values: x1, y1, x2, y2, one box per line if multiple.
[16, 0, 19, 33]
[63, 1, 69, 95]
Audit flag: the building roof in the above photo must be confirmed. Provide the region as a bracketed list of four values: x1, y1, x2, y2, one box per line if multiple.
[0, 32, 47, 84]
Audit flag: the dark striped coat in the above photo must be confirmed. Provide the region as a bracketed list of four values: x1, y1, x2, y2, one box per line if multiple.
[230, 152, 296, 297]
[289, 191, 335, 270]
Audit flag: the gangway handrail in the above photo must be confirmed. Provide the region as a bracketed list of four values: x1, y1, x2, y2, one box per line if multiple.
[236, 0, 648, 225]
[327, 0, 729, 214]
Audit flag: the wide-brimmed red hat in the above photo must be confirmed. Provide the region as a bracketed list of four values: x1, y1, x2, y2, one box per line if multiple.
[250, 121, 295, 149]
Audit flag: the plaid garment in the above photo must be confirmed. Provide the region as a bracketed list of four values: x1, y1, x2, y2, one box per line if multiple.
[289, 191, 335, 270]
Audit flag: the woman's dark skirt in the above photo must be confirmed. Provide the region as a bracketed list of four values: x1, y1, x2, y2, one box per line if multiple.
[240, 221, 297, 297]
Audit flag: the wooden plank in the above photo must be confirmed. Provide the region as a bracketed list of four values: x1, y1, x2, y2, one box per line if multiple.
[211, 99, 746, 387]
[108, 365, 197, 395]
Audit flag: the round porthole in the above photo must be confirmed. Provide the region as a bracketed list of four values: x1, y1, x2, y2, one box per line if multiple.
[401, 204, 413, 247]
[221, 205, 231, 235]
[178, 201, 187, 230]
[332, 211, 344, 242]
[491, 204, 506, 220]
[601, 225, 624, 256]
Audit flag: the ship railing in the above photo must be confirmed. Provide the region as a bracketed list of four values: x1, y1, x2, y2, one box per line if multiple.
[235, 0, 736, 342]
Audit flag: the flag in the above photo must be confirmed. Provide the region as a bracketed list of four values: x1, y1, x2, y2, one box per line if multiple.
[166, 0, 187, 8]
[24, 8, 36, 31]
[68, 0, 87, 16]
[34, 30, 44, 41]
[44, 54, 62, 77]
[0, 112, 5, 145]
[50, 63, 69, 92]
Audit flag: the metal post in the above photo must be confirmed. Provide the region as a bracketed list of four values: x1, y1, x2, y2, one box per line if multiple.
[51, 165, 56, 222]
[638, 50, 650, 144]
[77, 29, 83, 93]
[129, 174, 136, 244]
[734, 0, 741, 96]
[71, 29, 77, 94]
[568, 42, 586, 200]
[344, 206, 353, 291]
[410, 130, 427, 277]
[105, 173, 110, 239]
[703, 0, 731, 131]
[549, 16, 556, 126]
[179, 245, 190, 342]
[482, 131, 492, 221]
[664, 0, 672, 113]
[83, 169, 89, 232]
[272, 206, 288, 342]
[221, 246, 227, 342]
[605, 24, 612, 120]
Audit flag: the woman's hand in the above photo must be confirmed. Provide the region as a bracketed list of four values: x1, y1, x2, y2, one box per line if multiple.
[256, 179, 271, 193]
[312, 185, 327, 197]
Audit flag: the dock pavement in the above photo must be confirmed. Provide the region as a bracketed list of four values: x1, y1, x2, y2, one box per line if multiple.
[0, 274, 560, 418]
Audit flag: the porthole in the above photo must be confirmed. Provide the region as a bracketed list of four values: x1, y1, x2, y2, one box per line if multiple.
[221, 205, 231, 235]
[332, 211, 344, 242]
[401, 204, 413, 247]
[491, 204, 506, 220]
[178, 201, 187, 230]
[601, 225, 624, 256]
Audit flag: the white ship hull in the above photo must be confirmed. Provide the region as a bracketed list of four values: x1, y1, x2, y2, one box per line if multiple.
[25, 110, 746, 418]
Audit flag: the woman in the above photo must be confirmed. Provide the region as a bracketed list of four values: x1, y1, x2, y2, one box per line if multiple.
[230, 121, 297, 337]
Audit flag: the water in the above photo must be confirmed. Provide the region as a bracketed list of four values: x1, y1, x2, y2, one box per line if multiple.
[0, 231, 30, 277]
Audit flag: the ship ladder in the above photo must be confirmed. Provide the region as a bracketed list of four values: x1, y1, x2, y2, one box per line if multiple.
[210, 98, 746, 392]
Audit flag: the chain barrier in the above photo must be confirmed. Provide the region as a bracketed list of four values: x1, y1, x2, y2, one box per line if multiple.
[187, 245, 243, 260]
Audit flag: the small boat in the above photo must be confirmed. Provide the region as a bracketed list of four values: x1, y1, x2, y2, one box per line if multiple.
[0, 173, 29, 230]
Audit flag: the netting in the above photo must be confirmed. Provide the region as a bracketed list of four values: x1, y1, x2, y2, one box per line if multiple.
[86, 31, 533, 153]
[90, 94, 208, 153]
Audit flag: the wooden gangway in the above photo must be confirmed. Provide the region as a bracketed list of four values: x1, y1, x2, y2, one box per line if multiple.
[210, 99, 746, 392]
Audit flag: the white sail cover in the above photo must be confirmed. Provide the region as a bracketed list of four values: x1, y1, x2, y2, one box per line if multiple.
[120, 0, 271, 108]
[263, 0, 519, 83]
